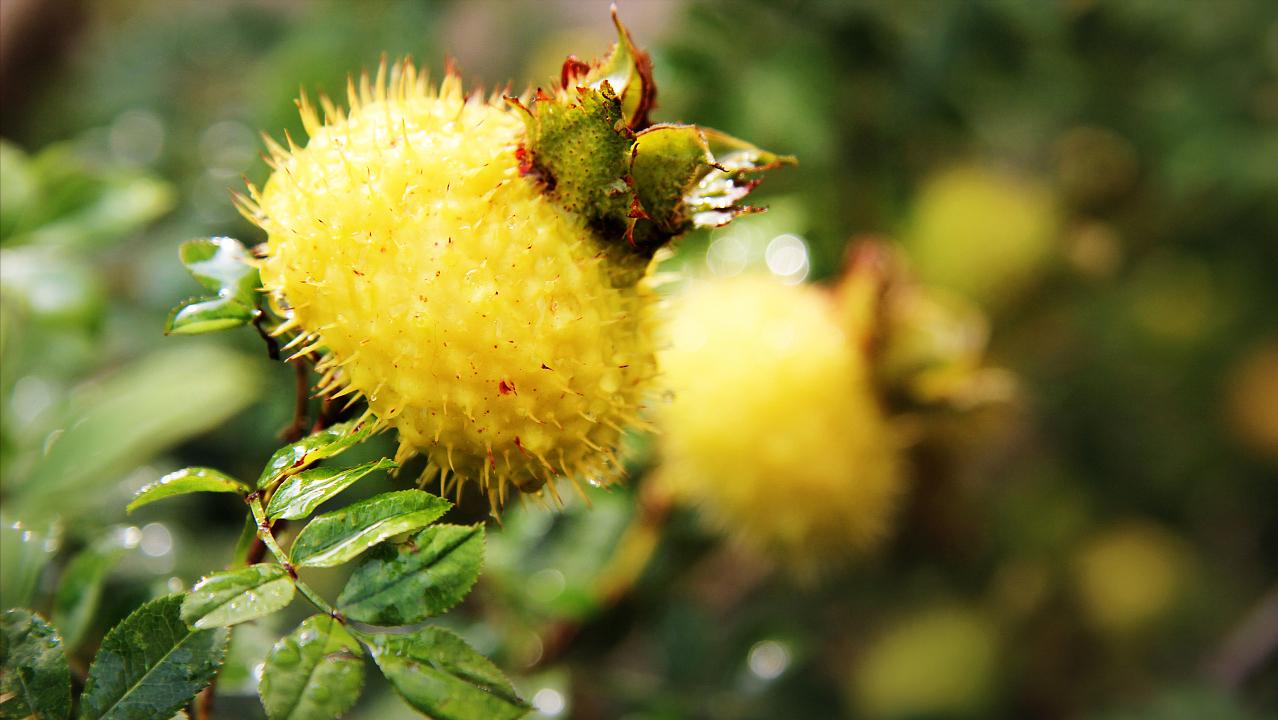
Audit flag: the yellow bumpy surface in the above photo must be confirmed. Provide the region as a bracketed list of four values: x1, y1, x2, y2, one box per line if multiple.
[657, 276, 901, 572]
[250, 64, 656, 504]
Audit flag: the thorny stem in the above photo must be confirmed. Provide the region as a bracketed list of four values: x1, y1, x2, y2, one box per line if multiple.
[193, 685, 215, 720]
[252, 312, 280, 360]
[246, 492, 344, 621]
[311, 394, 339, 434]
[281, 359, 311, 442]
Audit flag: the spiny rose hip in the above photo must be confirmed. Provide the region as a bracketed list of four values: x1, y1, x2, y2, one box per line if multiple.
[239, 15, 789, 508]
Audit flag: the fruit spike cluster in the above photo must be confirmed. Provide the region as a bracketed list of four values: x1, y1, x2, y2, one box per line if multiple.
[236, 12, 789, 509]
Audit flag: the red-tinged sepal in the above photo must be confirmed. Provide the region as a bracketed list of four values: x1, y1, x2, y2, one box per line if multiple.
[567, 6, 656, 130]
[511, 10, 792, 283]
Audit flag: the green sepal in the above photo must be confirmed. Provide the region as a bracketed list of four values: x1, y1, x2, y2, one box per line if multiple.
[509, 13, 792, 275]
[630, 123, 797, 235]
[569, 7, 656, 129]
[509, 83, 635, 241]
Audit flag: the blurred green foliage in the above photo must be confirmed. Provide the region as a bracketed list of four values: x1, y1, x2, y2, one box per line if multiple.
[1, 1, 1275, 718]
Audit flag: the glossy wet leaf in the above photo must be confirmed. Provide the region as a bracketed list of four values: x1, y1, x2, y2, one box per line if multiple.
[163, 238, 260, 336]
[79, 594, 227, 720]
[53, 536, 131, 649]
[259, 615, 364, 720]
[256, 420, 377, 489]
[265, 458, 397, 521]
[181, 564, 295, 629]
[177, 237, 258, 304]
[1, 609, 71, 720]
[164, 296, 256, 335]
[338, 524, 484, 625]
[127, 467, 249, 514]
[365, 627, 527, 720]
[289, 490, 450, 568]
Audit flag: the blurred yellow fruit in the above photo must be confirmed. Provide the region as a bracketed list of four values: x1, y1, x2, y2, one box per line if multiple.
[851, 606, 999, 719]
[656, 275, 902, 573]
[1225, 342, 1278, 461]
[903, 165, 1058, 308]
[1073, 521, 1188, 633]
[249, 65, 657, 504]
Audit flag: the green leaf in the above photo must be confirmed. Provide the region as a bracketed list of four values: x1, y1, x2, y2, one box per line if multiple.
[365, 627, 527, 720]
[13, 345, 259, 524]
[181, 564, 295, 630]
[127, 467, 249, 514]
[337, 524, 484, 625]
[259, 615, 364, 720]
[265, 458, 397, 521]
[79, 594, 227, 720]
[53, 535, 131, 649]
[164, 296, 255, 335]
[289, 490, 451, 568]
[256, 420, 377, 489]
[164, 237, 260, 336]
[1, 609, 71, 720]
[177, 237, 258, 304]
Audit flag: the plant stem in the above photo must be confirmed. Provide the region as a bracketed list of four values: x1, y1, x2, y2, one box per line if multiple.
[281, 359, 311, 442]
[246, 492, 344, 621]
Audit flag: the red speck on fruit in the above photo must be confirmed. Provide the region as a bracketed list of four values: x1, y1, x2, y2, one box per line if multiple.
[515, 145, 533, 175]
[514, 435, 531, 457]
[499, 380, 516, 395]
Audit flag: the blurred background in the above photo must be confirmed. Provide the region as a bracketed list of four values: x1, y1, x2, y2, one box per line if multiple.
[1, 0, 1276, 718]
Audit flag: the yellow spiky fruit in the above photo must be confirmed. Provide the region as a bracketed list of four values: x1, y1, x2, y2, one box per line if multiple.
[655, 275, 902, 572]
[247, 64, 657, 505]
